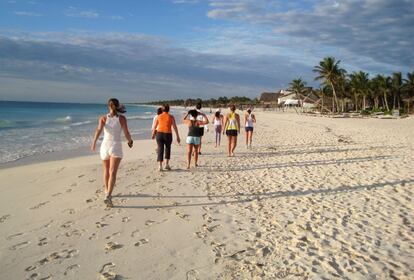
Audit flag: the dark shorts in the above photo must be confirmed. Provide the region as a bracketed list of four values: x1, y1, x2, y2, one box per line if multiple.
[245, 127, 254, 132]
[199, 127, 204, 137]
[226, 130, 238, 136]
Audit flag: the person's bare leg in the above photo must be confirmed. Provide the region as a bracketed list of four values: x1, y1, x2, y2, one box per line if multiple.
[194, 145, 199, 166]
[245, 131, 249, 147]
[231, 136, 237, 156]
[198, 137, 203, 154]
[187, 145, 193, 169]
[165, 159, 171, 170]
[102, 160, 110, 195]
[227, 135, 232, 157]
[108, 157, 121, 197]
[249, 131, 253, 147]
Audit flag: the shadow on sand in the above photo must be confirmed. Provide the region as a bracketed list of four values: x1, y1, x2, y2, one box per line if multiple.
[113, 179, 413, 210]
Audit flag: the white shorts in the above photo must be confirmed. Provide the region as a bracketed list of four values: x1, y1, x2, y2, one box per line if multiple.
[100, 141, 123, 160]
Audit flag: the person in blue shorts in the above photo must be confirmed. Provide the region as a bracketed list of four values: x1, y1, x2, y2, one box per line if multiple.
[183, 109, 209, 169]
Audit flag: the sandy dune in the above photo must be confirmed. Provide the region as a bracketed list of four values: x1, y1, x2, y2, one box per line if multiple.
[0, 111, 413, 279]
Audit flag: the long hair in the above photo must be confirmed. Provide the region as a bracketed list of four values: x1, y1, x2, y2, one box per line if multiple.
[108, 98, 126, 113]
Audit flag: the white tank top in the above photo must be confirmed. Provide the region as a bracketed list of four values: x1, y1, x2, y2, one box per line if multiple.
[214, 117, 221, 126]
[103, 114, 122, 142]
[246, 114, 254, 127]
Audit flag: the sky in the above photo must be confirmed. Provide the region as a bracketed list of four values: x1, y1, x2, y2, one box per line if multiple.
[0, 0, 413, 103]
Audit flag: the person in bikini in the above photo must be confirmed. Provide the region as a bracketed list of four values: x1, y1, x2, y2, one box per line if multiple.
[183, 109, 209, 169]
[91, 98, 133, 208]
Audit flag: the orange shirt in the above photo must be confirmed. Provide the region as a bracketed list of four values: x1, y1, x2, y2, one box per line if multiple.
[157, 112, 173, 133]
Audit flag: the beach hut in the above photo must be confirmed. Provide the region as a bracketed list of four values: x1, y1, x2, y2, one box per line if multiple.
[259, 92, 281, 109]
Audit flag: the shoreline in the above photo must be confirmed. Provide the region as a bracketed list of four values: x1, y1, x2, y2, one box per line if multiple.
[1, 109, 411, 169]
[0, 131, 153, 170]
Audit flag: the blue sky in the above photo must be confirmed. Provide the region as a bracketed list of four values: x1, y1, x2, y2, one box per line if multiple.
[0, 0, 413, 102]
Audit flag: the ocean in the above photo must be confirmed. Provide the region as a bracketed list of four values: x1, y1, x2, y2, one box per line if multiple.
[0, 101, 175, 165]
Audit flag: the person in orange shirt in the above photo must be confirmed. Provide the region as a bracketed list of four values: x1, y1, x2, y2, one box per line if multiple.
[151, 104, 180, 171]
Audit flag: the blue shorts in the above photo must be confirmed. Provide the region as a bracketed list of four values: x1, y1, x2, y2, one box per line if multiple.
[245, 127, 254, 132]
[186, 136, 201, 145]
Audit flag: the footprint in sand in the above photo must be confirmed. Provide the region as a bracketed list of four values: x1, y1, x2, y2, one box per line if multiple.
[78, 174, 85, 178]
[27, 272, 39, 279]
[99, 271, 118, 280]
[61, 221, 74, 228]
[98, 263, 118, 280]
[29, 201, 50, 210]
[38, 249, 79, 266]
[89, 179, 96, 183]
[95, 222, 108, 228]
[9, 241, 30, 250]
[88, 233, 98, 240]
[71, 183, 77, 187]
[52, 192, 62, 197]
[38, 237, 48, 246]
[145, 220, 156, 226]
[99, 262, 116, 273]
[105, 242, 123, 252]
[105, 232, 121, 240]
[176, 212, 190, 220]
[130, 229, 140, 237]
[62, 209, 75, 214]
[64, 264, 80, 276]
[121, 217, 130, 223]
[7, 232, 24, 240]
[0, 214, 11, 223]
[25, 265, 37, 272]
[186, 269, 200, 280]
[134, 239, 149, 247]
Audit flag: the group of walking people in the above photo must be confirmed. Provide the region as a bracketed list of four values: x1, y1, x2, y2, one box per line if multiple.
[91, 98, 256, 207]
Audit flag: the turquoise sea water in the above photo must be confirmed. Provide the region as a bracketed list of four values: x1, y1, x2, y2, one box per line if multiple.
[0, 101, 170, 164]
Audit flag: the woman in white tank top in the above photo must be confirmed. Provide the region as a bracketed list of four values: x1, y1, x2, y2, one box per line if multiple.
[244, 108, 256, 149]
[91, 98, 133, 208]
[211, 110, 223, 147]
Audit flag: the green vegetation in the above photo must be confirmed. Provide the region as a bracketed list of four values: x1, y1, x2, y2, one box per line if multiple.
[290, 57, 414, 115]
[143, 56, 413, 115]
[143, 96, 260, 108]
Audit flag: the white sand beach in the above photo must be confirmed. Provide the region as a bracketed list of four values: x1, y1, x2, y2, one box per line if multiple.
[1, 111, 413, 279]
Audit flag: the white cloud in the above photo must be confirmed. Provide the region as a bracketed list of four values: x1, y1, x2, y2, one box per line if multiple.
[14, 11, 42, 17]
[205, 0, 414, 70]
[64, 7, 99, 19]
[0, 32, 287, 102]
[173, 0, 199, 4]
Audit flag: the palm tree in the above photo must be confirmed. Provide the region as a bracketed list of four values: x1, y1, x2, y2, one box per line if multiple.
[402, 71, 414, 113]
[289, 78, 306, 112]
[391, 72, 403, 110]
[348, 71, 369, 111]
[319, 85, 332, 113]
[313, 57, 346, 113]
[372, 74, 391, 111]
